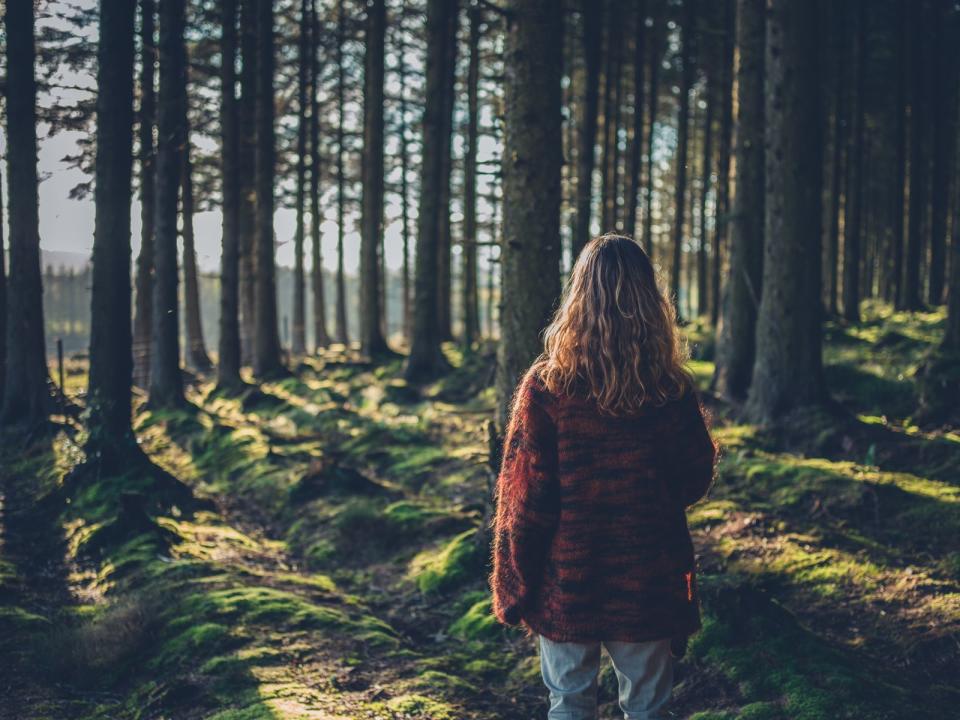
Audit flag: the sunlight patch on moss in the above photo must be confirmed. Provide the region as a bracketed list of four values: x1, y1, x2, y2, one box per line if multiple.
[408, 529, 482, 595]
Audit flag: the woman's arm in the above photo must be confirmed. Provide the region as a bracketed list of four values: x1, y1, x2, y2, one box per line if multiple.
[664, 390, 718, 508]
[490, 373, 560, 626]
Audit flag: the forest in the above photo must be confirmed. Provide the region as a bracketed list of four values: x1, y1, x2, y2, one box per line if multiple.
[0, 0, 958, 718]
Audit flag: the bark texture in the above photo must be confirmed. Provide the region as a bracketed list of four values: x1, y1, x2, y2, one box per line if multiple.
[746, 0, 825, 423]
[495, 0, 563, 424]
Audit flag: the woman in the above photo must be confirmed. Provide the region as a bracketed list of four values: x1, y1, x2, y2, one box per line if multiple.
[491, 234, 717, 720]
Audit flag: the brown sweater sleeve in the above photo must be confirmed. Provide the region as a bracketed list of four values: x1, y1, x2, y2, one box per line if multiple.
[490, 373, 560, 626]
[661, 389, 718, 508]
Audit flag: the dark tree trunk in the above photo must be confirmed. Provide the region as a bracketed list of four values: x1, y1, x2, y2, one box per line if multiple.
[405, 0, 460, 381]
[218, 0, 243, 389]
[292, 0, 309, 356]
[2, 0, 49, 427]
[902, 1, 926, 311]
[436, 4, 459, 342]
[890, 0, 907, 307]
[842, 0, 865, 323]
[697, 81, 713, 318]
[928, 0, 950, 306]
[399, 24, 413, 340]
[599, 3, 622, 232]
[181, 140, 212, 372]
[0, 169, 5, 405]
[133, 0, 156, 388]
[87, 0, 137, 449]
[360, 0, 390, 357]
[149, 0, 186, 407]
[712, 0, 764, 402]
[745, 0, 825, 423]
[308, 0, 330, 351]
[623, 0, 646, 240]
[643, 7, 660, 255]
[495, 0, 562, 424]
[945, 203, 960, 351]
[827, 2, 846, 317]
[253, 0, 284, 377]
[239, 0, 258, 362]
[335, 0, 349, 345]
[462, 4, 481, 347]
[671, 0, 695, 315]
[712, 0, 735, 326]
[573, 0, 602, 259]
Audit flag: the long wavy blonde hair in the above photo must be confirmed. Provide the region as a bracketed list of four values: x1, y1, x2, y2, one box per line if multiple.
[537, 234, 691, 414]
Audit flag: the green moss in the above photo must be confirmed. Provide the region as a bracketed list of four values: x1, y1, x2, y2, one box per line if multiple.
[409, 529, 483, 595]
[383, 694, 460, 719]
[448, 597, 498, 640]
[151, 622, 234, 669]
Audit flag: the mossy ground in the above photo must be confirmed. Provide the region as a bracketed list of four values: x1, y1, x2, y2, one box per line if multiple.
[1, 305, 957, 719]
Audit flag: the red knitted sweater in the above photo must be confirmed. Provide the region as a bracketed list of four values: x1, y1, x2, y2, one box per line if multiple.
[490, 365, 717, 642]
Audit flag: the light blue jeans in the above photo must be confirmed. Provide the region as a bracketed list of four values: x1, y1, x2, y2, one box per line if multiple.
[539, 635, 673, 720]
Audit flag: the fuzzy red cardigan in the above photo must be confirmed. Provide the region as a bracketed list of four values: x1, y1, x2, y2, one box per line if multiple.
[490, 367, 717, 642]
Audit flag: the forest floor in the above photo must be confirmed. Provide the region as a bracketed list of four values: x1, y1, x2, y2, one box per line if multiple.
[1, 302, 958, 720]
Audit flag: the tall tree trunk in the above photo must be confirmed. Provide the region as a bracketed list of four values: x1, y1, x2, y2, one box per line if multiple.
[945, 200, 960, 351]
[890, 0, 907, 307]
[842, 0, 865, 323]
[239, 0, 257, 362]
[746, 0, 825, 423]
[87, 0, 136, 454]
[133, 0, 156, 388]
[462, 4, 481, 347]
[643, 7, 660, 255]
[436, 4, 459, 342]
[623, 0, 646, 240]
[149, 0, 186, 407]
[712, 0, 764, 402]
[495, 0, 562, 424]
[697, 81, 713, 318]
[405, 0, 460, 381]
[253, 0, 283, 377]
[712, 0, 734, 326]
[928, 0, 949, 306]
[599, 3, 622, 232]
[902, 1, 926, 311]
[671, 0, 695, 316]
[334, 0, 349, 344]
[827, 1, 846, 317]
[308, 0, 330, 351]
[180, 140, 212, 371]
[360, 0, 390, 356]
[2, 0, 49, 427]
[399, 24, 413, 340]
[292, 0, 309, 356]
[218, 0, 243, 389]
[573, 0, 602, 258]
[0, 170, 5, 405]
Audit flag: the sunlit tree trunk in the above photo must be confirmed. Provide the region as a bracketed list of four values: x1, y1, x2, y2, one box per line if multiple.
[399, 25, 413, 340]
[360, 0, 390, 357]
[217, 0, 243, 389]
[181, 137, 212, 372]
[436, 4, 459, 342]
[0, 168, 5, 406]
[573, 0, 602, 259]
[292, 0, 309, 356]
[149, 0, 186, 408]
[133, 0, 156, 388]
[670, 0, 695, 316]
[334, 0, 349, 344]
[462, 4, 481, 348]
[496, 0, 562, 424]
[599, 2, 621, 232]
[253, 0, 284, 378]
[712, 0, 764, 402]
[697, 82, 712, 319]
[308, 0, 330, 351]
[712, 0, 735, 326]
[623, 0, 645, 240]
[643, 7, 660, 256]
[87, 0, 136, 451]
[745, 0, 825, 423]
[239, 0, 258, 363]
